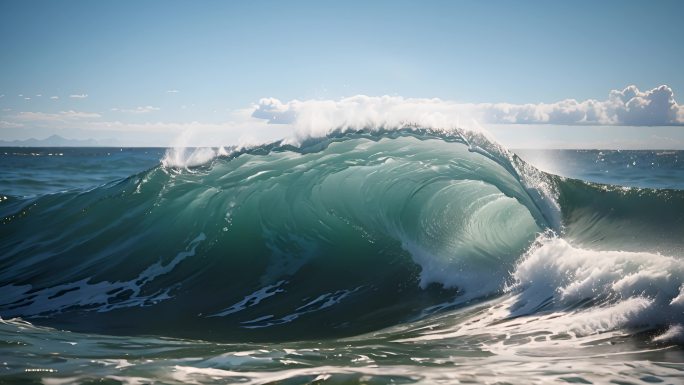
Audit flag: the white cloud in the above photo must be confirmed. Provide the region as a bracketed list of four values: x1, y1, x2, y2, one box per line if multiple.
[608, 85, 680, 125]
[166, 90, 180, 94]
[60, 110, 102, 119]
[112, 106, 161, 114]
[15, 110, 101, 122]
[251, 97, 298, 124]
[476, 85, 683, 126]
[252, 85, 684, 130]
[50, 96, 59, 100]
[0, 120, 24, 128]
[4, 85, 682, 148]
[88, 120, 231, 132]
[69, 94, 88, 99]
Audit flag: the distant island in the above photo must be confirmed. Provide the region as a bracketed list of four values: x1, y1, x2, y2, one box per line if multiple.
[0, 135, 116, 147]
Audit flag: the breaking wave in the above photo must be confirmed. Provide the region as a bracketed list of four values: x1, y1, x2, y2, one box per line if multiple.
[1, 128, 683, 343]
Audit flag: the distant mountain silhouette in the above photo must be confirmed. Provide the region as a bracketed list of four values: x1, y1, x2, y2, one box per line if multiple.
[0, 135, 116, 147]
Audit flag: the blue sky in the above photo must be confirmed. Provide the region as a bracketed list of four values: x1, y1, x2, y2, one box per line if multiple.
[1, 0, 683, 147]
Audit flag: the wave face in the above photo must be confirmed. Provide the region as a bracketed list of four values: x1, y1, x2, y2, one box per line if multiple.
[1, 130, 684, 346]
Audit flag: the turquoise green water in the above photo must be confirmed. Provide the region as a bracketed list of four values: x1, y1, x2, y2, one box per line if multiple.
[1, 131, 683, 383]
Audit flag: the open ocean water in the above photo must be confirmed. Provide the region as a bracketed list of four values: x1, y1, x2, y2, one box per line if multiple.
[1, 129, 684, 384]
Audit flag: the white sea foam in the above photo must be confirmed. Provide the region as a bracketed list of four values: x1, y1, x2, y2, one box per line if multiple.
[509, 236, 684, 340]
[400, 235, 684, 347]
[513, 237, 684, 308]
[653, 324, 684, 343]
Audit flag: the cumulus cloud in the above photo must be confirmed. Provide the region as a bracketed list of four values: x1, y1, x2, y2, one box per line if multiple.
[251, 97, 298, 124]
[478, 85, 683, 126]
[50, 96, 59, 100]
[69, 93, 88, 99]
[251, 85, 684, 129]
[608, 85, 680, 125]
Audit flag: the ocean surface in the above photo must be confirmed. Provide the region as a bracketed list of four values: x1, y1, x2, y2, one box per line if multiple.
[1, 130, 683, 384]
